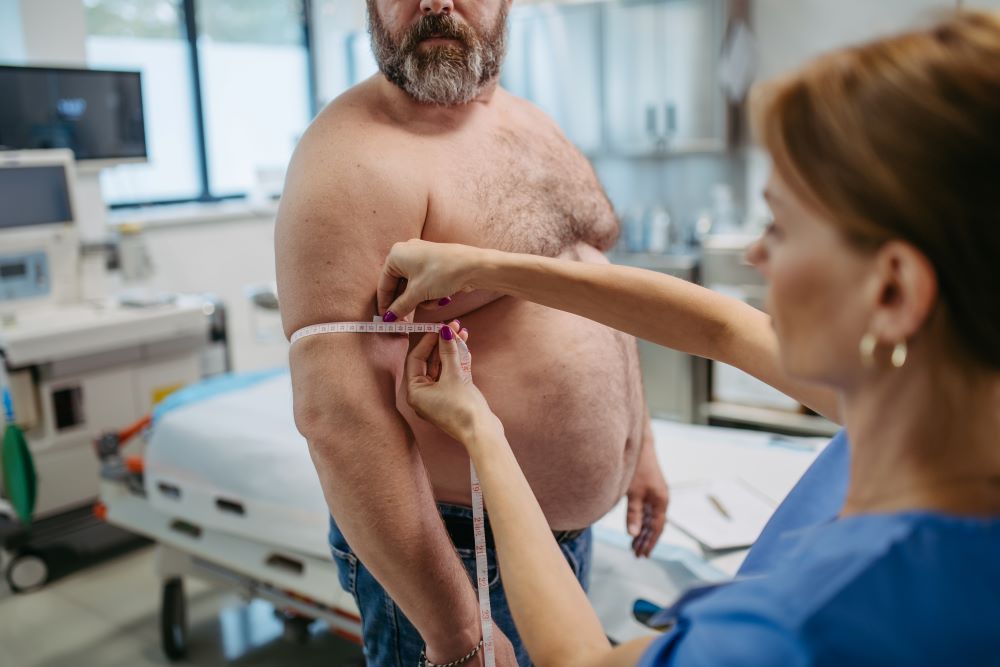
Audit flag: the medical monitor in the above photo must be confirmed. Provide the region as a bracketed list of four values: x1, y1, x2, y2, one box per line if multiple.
[0, 150, 80, 307]
[0, 160, 74, 231]
[0, 65, 147, 166]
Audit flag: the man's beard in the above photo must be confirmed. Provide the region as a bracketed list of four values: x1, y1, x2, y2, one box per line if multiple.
[367, 3, 508, 106]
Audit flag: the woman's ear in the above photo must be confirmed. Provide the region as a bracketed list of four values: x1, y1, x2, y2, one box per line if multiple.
[867, 240, 938, 342]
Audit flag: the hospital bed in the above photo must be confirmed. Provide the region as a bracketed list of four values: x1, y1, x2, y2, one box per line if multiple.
[95, 369, 824, 660]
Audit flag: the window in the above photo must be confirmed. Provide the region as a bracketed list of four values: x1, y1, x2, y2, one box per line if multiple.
[84, 0, 315, 207]
[85, 0, 201, 203]
[196, 0, 312, 197]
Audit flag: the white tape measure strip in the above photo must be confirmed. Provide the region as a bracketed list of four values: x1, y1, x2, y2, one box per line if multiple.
[290, 319, 444, 344]
[290, 318, 495, 663]
[471, 462, 496, 667]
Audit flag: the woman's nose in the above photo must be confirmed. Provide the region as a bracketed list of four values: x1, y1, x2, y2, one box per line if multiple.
[420, 0, 454, 15]
[745, 236, 768, 274]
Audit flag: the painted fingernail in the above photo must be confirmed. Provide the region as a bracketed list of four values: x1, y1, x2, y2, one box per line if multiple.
[438, 297, 452, 306]
[383, 311, 397, 323]
[460, 328, 468, 337]
[440, 326, 454, 341]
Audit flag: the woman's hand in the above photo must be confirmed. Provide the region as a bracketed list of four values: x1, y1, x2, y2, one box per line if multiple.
[405, 321, 503, 446]
[378, 239, 489, 322]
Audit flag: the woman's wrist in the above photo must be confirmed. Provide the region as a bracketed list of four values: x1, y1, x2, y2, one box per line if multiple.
[464, 411, 504, 455]
[468, 247, 509, 293]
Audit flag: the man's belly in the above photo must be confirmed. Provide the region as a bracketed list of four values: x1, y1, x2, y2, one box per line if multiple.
[396, 295, 645, 530]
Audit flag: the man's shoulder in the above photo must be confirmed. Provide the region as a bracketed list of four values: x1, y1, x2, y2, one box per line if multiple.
[285, 87, 422, 204]
[497, 87, 564, 131]
[299, 83, 400, 164]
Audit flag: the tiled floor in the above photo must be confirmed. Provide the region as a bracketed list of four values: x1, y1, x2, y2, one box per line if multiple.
[0, 546, 365, 667]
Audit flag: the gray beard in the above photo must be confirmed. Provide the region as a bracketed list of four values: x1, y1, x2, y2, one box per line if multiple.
[398, 46, 491, 106]
[368, 7, 507, 107]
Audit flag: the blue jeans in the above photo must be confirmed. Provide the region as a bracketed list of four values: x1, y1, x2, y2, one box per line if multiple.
[328, 503, 593, 667]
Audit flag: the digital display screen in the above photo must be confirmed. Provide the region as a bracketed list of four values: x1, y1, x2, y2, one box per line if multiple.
[0, 262, 27, 279]
[0, 165, 73, 229]
[0, 65, 147, 161]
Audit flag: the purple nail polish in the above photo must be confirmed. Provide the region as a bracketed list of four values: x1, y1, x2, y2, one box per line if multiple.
[440, 326, 454, 341]
[460, 328, 468, 337]
[438, 297, 452, 306]
[383, 311, 397, 323]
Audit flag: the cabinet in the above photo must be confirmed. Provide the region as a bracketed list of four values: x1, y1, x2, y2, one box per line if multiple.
[602, 0, 728, 155]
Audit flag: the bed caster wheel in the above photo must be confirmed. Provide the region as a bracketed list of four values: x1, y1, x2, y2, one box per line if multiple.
[161, 577, 188, 661]
[5, 551, 49, 594]
[280, 612, 313, 644]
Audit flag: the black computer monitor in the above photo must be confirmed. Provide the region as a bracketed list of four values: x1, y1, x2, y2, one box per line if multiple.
[0, 65, 147, 165]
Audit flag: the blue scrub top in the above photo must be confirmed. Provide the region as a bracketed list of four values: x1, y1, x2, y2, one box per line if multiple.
[639, 431, 1000, 666]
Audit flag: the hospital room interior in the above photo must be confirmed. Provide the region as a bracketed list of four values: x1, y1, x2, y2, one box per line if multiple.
[2, 0, 999, 665]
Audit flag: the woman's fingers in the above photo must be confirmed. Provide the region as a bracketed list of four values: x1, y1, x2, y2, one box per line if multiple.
[376, 256, 408, 318]
[437, 321, 473, 381]
[405, 331, 439, 382]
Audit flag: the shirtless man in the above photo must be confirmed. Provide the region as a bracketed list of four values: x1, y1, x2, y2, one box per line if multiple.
[275, 1, 668, 665]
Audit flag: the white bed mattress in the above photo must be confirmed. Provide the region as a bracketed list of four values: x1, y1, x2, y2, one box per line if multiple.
[145, 372, 332, 558]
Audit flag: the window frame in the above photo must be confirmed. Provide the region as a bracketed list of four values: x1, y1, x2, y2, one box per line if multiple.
[106, 0, 318, 209]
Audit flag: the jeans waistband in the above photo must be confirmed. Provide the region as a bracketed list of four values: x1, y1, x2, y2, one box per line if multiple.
[438, 502, 586, 550]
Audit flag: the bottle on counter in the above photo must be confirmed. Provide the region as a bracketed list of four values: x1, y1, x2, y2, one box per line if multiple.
[623, 206, 647, 253]
[644, 205, 672, 254]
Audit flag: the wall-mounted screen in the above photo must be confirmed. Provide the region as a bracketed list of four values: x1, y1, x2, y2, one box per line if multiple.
[0, 65, 147, 163]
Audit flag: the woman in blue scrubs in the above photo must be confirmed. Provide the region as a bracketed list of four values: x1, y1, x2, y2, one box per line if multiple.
[379, 10, 1000, 667]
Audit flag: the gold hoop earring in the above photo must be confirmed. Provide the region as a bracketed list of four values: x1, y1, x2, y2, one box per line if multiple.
[859, 332, 877, 367]
[891, 341, 908, 368]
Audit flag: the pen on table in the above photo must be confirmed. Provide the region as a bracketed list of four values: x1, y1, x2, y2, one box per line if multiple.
[707, 493, 732, 521]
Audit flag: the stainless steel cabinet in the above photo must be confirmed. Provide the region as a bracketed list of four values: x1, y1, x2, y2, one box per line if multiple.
[608, 252, 707, 423]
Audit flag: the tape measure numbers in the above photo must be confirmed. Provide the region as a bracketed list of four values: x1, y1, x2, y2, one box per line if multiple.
[290, 319, 444, 343]
[290, 318, 496, 667]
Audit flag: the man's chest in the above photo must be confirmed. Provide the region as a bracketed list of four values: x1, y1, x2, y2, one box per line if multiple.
[421, 125, 618, 256]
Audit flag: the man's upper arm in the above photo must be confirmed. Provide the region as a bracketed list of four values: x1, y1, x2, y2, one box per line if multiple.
[275, 123, 426, 434]
[276, 124, 425, 335]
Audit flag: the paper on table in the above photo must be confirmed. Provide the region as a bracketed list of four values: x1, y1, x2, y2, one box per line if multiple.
[668, 478, 776, 551]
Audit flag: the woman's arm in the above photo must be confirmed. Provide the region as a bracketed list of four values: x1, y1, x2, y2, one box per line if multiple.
[469, 419, 656, 667]
[380, 242, 841, 422]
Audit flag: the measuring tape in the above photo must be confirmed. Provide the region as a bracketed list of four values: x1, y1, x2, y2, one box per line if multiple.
[290, 318, 496, 667]
[290, 319, 444, 344]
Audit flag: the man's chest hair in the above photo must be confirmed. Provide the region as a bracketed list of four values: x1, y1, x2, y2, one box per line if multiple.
[454, 127, 618, 257]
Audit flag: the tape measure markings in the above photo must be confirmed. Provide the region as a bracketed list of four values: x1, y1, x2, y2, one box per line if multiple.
[290, 320, 444, 344]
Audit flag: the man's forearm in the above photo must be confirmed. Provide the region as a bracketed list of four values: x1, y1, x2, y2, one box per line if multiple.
[302, 386, 480, 654]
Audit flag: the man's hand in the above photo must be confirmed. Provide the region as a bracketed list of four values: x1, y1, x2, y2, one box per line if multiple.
[625, 425, 669, 558]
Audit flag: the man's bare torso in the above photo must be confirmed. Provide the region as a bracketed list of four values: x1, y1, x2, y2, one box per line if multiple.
[316, 78, 645, 529]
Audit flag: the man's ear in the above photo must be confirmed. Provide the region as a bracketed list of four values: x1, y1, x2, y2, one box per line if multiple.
[867, 240, 938, 343]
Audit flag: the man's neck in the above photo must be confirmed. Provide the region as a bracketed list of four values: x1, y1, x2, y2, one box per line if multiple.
[374, 74, 501, 129]
[841, 358, 1000, 517]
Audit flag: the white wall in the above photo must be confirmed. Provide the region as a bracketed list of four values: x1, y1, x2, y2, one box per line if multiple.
[746, 0, 1000, 218]
[17, 0, 86, 65]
